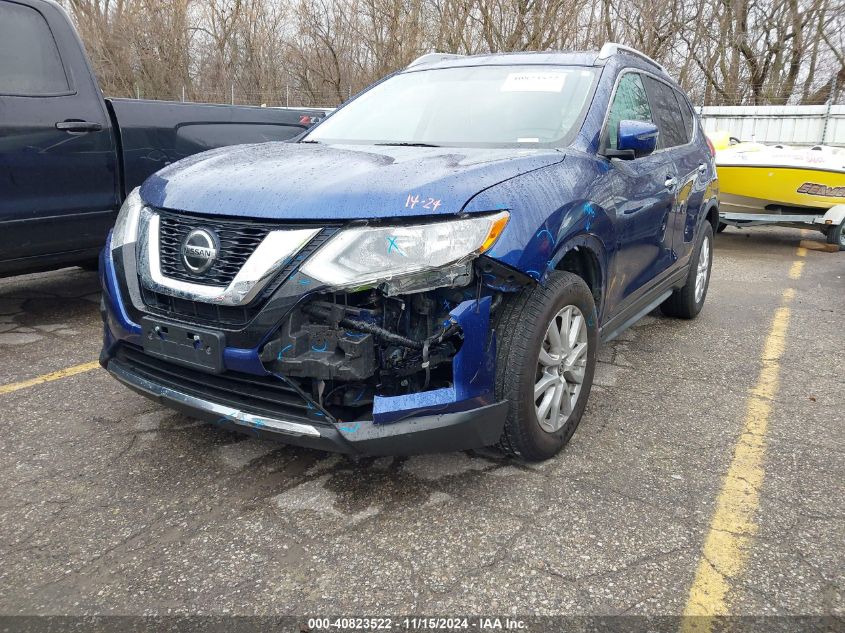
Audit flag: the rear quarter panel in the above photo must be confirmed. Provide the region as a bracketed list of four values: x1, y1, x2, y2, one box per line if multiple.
[670, 122, 717, 265]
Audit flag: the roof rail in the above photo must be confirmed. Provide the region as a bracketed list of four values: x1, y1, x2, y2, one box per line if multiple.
[407, 53, 465, 68]
[597, 43, 667, 74]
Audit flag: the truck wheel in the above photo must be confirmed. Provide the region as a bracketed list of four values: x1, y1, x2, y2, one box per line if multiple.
[494, 271, 598, 461]
[661, 222, 713, 319]
[826, 220, 845, 251]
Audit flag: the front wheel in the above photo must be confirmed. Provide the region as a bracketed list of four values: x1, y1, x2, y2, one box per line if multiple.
[494, 271, 598, 461]
[826, 220, 845, 251]
[661, 222, 713, 319]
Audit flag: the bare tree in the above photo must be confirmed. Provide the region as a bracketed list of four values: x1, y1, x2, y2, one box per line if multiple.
[58, 0, 845, 106]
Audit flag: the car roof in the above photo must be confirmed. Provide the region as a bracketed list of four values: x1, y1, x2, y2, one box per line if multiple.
[406, 51, 602, 70]
[403, 47, 675, 85]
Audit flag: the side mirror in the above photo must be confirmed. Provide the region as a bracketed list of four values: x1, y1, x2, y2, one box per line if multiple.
[606, 120, 659, 159]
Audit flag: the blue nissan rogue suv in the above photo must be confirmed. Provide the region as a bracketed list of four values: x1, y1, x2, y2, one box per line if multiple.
[100, 44, 719, 461]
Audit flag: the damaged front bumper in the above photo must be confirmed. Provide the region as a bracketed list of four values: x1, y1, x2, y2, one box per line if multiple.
[107, 357, 506, 455]
[99, 227, 519, 455]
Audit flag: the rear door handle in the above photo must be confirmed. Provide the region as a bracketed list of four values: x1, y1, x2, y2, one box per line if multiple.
[56, 120, 103, 133]
[698, 163, 707, 174]
[664, 176, 678, 189]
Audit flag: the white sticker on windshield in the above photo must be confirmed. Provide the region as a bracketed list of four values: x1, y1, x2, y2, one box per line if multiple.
[501, 71, 566, 92]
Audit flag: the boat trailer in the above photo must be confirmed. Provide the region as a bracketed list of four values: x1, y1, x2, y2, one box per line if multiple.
[719, 204, 845, 250]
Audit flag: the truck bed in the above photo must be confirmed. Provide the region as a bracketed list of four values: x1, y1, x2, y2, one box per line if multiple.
[108, 99, 324, 196]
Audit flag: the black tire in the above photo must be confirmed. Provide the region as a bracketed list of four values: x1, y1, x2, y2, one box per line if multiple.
[661, 222, 713, 319]
[717, 222, 727, 233]
[826, 220, 845, 251]
[494, 271, 598, 461]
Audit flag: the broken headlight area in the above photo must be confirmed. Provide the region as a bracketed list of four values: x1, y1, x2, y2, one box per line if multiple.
[259, 287, 478, 422]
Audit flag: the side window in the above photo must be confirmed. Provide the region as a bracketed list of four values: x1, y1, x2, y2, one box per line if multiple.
[606, 72, 653, 150]
[676, 90, 696, 141]
[642, 76, 688, 148]
[0, 3, 70, 96]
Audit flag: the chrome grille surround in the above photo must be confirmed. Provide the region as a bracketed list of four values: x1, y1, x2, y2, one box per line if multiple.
[137, 208, 320, 307]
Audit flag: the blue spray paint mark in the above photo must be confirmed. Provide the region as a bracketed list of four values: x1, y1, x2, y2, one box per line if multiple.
[277, 344, 293, 360]
[584, 203, 597, 231]
[386, 236, 407, 256]
[311, 341, 329, 352]
[298, 278, 311, 285]
[344, 331, 366, 339]
[353, 388, 365, 402]
[536, 228, 555, 244]
[306, 402, 325, 417]
[339, 422, 361, 433]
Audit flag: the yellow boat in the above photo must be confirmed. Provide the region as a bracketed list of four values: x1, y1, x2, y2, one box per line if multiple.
[713, 140, 845, 249]
[716, 142, 845, 213]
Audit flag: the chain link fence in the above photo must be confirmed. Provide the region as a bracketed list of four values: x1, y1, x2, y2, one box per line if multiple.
[128, 85, 347, 109]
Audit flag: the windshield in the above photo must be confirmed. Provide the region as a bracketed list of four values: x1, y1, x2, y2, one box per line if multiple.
[305, 65, 597, 148]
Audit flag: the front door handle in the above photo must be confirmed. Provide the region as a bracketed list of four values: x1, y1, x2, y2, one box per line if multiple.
[664, 176, 678, 190]
[698, 163, 707, 174]
[56, 120, 103, 133]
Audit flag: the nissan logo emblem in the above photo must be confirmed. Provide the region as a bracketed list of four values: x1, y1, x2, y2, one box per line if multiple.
[180, 228, 218, 275]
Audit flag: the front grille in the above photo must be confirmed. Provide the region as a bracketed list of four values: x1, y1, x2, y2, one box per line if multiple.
[141, 226, 338, 327]
[116, 343, 327, 425]
[141, 288, 252, 326]
[158, 211, 276, 285]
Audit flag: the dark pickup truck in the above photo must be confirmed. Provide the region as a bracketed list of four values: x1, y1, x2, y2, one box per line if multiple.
[0, 0, 321, 277]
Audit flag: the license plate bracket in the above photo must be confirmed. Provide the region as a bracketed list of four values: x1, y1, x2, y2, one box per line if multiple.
[141, 317, 225, 374]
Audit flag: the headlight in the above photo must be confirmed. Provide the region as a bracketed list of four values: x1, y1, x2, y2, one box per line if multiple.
[112, 187, 144, 249]
[301, 211, 509, 289]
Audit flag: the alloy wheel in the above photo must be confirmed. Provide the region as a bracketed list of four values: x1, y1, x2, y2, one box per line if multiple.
[695, 235, 711, 303]
[534, 305, 588, 433]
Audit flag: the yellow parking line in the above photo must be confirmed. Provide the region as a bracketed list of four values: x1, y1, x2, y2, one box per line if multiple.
[796, 246, 807, 257]
[681, 260, 802, 632]
[0, 361, 100, 395]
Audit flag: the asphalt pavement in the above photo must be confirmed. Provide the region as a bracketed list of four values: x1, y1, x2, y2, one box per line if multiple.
[0, 226, 842, 626]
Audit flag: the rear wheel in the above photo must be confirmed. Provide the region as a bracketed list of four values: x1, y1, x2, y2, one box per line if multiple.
[661, 222, 713, 319]
[494, 271, 598, 461]
[826, 220, 845, 251]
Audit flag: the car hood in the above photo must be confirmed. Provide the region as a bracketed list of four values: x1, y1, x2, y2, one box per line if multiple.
[140, 142, 565, 220]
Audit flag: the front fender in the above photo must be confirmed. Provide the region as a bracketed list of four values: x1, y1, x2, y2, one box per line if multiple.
[465, 158, 616, 283]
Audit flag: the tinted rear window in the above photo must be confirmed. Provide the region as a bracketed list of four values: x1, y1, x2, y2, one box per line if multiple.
[676, 90, 696, 140]
[642, 76, 688, 148]
[0, 3, 70, 96]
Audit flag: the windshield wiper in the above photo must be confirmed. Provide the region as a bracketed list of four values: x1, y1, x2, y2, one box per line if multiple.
[374, 142, 441, 147]
[299, 139, 322, 144]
